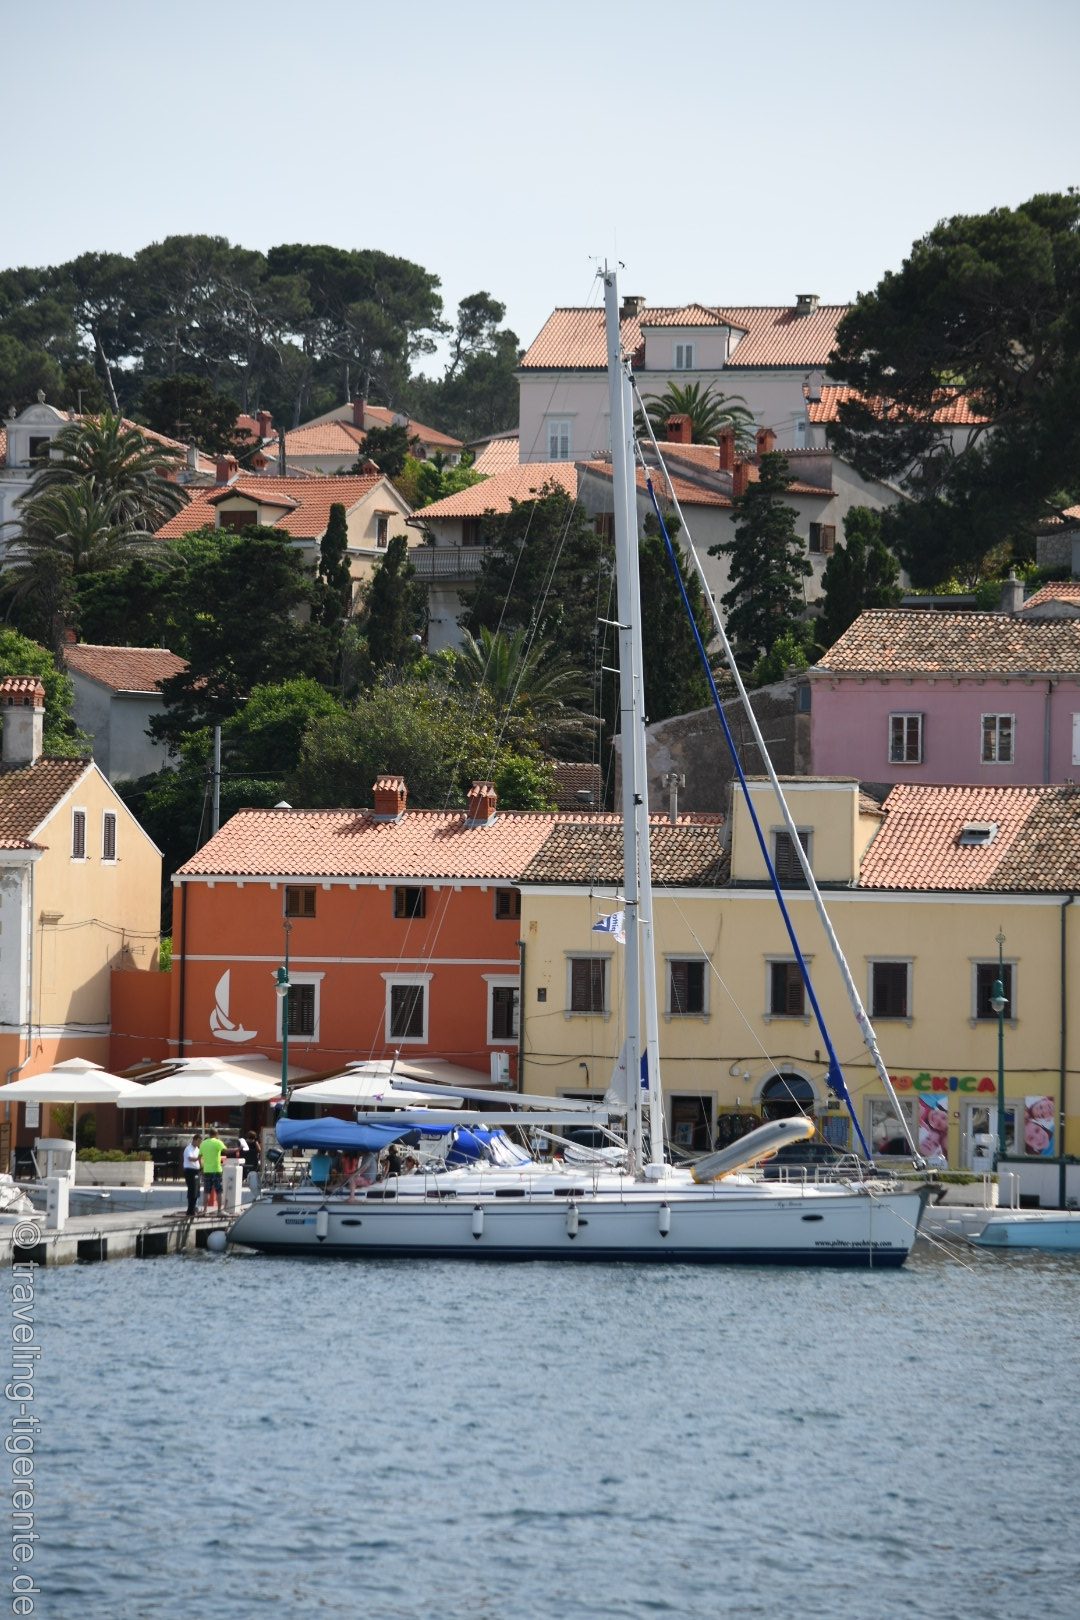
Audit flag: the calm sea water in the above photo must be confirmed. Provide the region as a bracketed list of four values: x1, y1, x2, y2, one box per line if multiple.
[21, 1245, 1080, 1620]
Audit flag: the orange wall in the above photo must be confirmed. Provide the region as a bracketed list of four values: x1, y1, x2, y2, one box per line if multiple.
[110, 969, 173, 1072]
[172, 879, 522, 1077]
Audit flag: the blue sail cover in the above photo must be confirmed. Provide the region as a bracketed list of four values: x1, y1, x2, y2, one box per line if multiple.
[276, 1117, 420, 1153]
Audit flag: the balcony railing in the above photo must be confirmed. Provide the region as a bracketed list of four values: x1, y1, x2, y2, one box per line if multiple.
[409, 547, 488, 581]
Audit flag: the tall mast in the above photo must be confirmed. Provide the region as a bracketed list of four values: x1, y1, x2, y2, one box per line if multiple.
[603, 268, 644, 1173]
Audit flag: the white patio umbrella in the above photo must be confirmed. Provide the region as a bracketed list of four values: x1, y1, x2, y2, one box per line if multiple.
[289, 1062, 456, 1109]
[115, 1060, 278, 1125]
[2, 1057, 148, 1143]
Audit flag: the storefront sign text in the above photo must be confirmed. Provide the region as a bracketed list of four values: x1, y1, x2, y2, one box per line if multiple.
[891, 1072, 995, 1094]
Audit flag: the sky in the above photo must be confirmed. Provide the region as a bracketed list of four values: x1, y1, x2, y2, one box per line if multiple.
[4, 0, 1078, 373]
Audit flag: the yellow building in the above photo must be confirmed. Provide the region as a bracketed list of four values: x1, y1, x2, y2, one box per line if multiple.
[517, 779, 1080, 1183]
[0, 679, 162, 1153]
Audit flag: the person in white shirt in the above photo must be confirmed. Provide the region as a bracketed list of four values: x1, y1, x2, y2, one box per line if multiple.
[182, 1135, 202, 1217]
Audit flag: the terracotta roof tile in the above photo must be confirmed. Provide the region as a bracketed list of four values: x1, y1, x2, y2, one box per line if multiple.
[412, 464, 578, 521]
[285, 403, 462, 452]
[0, 758, 90, 844]
[807, 383, 987, 426]
[1021, 581, 1080, 610]
[585, 459, 734, 509]
[815, 608, 1080, 675]
[64, 645, 187, 693]
[1037, 504, 1080, 531]
[176, 806, 563, 880]
[520, 304, 845, 372]
[550, 762, 603, 811]
[472, 437, 521, 474]
[859, 784, 1080, 892]
[267, 420, 368, 459]
[519, 816, 728, 887]
[154, 475, 386, 540]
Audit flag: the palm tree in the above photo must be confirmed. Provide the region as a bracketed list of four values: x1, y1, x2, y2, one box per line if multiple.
[457, 626, 598, 755]
[26, 411, 187, 530]
[13, 485, 161, 577]
[638, 381, 756, 449]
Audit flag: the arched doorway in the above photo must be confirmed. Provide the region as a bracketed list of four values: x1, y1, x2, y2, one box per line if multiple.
[759, 1073, 815, 1121]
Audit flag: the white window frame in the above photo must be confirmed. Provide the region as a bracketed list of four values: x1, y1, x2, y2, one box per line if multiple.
[665, 956, 709, 1019]
[272, 970, 325, 1042]
[867, 958, 913, 1023]
[382, 971, 432, 1044]
[673, 342, 695, 371]
[544, 417, 572, 460]
[764, 956, 812, 1022]
[101, 810, 117, 864]
[484, 975, 520, 1045]
[889, 712, 923, 764]
[71, 806, 87, 862]
[566, 953, 610, 1017]
[970, 959, 1017, 1026]
[981, 712, 1015, 764]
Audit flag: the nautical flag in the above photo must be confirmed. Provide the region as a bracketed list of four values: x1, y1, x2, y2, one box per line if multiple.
[592, 910, 626, 944]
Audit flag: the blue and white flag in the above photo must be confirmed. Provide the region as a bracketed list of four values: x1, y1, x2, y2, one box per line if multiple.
[592, 910, 626, 944]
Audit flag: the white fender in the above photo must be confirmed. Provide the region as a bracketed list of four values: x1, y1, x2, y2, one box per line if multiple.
[471, 1205, 484, 1239]
[658, 1202, 671, 1237]
[315, 1207, 329, 1241]
[566, 1201, 579, 1238]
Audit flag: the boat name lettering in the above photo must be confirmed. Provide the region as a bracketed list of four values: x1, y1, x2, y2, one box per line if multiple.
[890, 1072, 995, 1094]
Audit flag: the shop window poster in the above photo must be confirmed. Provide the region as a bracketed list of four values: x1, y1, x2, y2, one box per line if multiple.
[918, 1095, 949, 1164]
[1024, 1096, 1055, 1157]
[869, 1097, 915, 1156]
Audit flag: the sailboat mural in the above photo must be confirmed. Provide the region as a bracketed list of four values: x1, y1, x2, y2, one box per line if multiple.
[209, 970, 257, 1043]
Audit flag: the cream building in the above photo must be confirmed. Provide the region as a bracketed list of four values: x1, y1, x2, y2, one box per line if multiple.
[0, 678, 162, 1155]
[517, 779, 1080, 1195]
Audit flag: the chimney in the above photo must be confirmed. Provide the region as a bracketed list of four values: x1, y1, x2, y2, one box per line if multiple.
[186, 443, 200, 471]
[215, 454, 238, 485]
[794, 293, 820, 315]
[662, 771, 685, 825]
[755, 427, 776, 458]
[1000, 572, 1025, 615]
[0, 678, 45, 768]
[465, 781, 497, 827]
[352, 398, 366, 430]
[716, 427, 736, 473]
[371, 774, 407, 821]
[619, 295, 645, 321]
[665, 414, 692, 444]
[732, 462, 751, 499]
[256, 409, 272, 440]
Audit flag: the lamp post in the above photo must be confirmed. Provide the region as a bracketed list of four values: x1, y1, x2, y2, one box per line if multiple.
[989, 929, 1008, 1167]
[276, 918, 292, 1102]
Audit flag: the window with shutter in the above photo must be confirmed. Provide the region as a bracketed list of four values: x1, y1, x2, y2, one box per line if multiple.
[669, 959, 707, 1015]
[871, 961, 910, 1018]
[285, 886, 316, 918]
[72, 809, 86, 860]
[569, 957, 607, 1013]
[288, 983, 316, 1036]
[772, 830, 810, 886]
[389, 982, 425, 1039]
[393, 887, 426, 919]
[102, 811, 117, 862]
[769, 961, 805, 1016]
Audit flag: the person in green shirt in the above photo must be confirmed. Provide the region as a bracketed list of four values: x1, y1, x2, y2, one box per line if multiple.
[199, 1128, 227, 1213]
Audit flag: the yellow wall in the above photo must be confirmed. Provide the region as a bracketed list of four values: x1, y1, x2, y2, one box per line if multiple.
[520, 880, 1080, 1167]
[33, 766, 162, 1030]
[731, 779, 882, 885]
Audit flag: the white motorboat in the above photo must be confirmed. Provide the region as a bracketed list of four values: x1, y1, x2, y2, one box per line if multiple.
[230, 267, 928, 1268]
[969, 1210, 1080, 1251]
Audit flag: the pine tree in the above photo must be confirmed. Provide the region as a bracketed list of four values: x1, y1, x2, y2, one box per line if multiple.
[818, 506, 903, 649]
[711, 454, 810, 664]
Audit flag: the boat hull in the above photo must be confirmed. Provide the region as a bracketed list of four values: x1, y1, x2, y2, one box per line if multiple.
[230, 1183, 928, 1268]
[970, 1211, 1080, 1251]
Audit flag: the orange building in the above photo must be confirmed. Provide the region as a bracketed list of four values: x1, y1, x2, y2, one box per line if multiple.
[171, 778, 560, 1080]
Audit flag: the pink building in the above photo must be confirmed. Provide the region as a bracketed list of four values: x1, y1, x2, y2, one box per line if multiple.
[810, 609, 1080, 786]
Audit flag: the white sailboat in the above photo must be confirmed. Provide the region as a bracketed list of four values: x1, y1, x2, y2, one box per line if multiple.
[229, 268, 929, 1267]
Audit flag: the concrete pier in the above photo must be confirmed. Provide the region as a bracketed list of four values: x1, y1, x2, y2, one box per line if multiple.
[1, 1209, 236, 1267]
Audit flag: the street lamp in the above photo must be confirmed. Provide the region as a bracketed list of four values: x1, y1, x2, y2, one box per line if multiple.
[989, 929, 1008, 1166]
[276, 917, 292, 1102]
